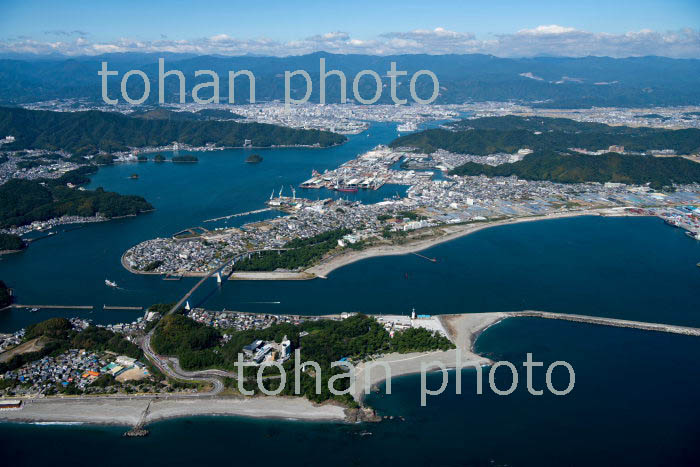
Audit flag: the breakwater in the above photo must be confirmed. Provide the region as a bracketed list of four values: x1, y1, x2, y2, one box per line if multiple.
[508, 310, 700, 337]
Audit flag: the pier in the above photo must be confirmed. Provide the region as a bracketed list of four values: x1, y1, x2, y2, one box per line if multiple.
[411, 252, 437, 262]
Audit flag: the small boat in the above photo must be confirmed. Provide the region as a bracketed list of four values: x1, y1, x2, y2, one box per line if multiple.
[105, 279, 118, 288]
[30, 307, 39, 313]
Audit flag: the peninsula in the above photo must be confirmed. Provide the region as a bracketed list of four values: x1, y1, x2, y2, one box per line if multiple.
[1, 310, 699, 428]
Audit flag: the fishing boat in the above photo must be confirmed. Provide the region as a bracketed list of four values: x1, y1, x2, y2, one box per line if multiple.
[105, 279, 118, 288]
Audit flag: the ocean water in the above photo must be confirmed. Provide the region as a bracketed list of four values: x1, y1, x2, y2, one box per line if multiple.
[1, 212, 699, 331]
[1, 121, 699, 465]
[1, 318, 699, 466]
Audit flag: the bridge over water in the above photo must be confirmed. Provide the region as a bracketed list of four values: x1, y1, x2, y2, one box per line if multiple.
[166, 248, 290, 316]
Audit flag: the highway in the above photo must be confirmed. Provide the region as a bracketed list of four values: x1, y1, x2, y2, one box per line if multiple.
[142, 332, 225, 395]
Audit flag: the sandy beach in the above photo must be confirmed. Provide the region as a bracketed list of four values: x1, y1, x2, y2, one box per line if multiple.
[306, 209, 628, 278]
[0, 396, 346, 426]
[121, 208, 640, 279]
[352, 312, 507, 401]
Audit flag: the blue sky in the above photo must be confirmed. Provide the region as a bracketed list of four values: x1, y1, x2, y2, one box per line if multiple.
[1, 0, 699, 57]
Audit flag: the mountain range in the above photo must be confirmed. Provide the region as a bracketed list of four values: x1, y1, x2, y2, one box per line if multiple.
[1, 52, 699, 107]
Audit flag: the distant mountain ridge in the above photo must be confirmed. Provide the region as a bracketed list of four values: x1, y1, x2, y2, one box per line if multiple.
[1, 52, 699, 107]
[0, 106, 345, 155]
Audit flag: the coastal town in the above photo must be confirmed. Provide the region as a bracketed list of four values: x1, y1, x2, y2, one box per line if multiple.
[21, 100, 700, 134]
[122, 142, 700, 276]
[0, 303, 450, 400]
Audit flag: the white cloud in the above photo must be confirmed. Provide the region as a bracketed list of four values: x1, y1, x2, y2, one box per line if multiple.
[519, 25, 577, 35]
[0, 26, 699, 58]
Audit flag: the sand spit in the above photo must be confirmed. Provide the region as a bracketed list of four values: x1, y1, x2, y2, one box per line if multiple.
[352, 312, 506, 402]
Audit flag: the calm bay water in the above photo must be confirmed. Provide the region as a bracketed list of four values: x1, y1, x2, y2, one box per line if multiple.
[1, 318, 698, 466]
[1, 122, 700, 331]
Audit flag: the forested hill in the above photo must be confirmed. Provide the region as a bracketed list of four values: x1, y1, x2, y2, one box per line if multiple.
[446, 115, 669, 134]
[0, 106, 345, 155]
[449, 151, 700, 188]
[390, 116, 700, 155]
[0, 174, 153, 228]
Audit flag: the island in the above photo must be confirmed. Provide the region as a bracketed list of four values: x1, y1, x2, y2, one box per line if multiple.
[153, 154, 166, 163]
[0, 169, 153, 231]
[172, 155, 199, 163]
[245, 154, 263, 164]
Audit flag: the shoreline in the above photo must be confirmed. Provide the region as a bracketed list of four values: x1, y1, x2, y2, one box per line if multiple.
[0, 312, 506, 426]
[0, 395, 347, 427]
[352, 312, 507, 402]
[307, 209, 634, 278]
[3, 310, 697, 426]
[121, 208, 638, 279]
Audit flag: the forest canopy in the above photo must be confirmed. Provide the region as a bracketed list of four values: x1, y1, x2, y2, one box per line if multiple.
[448, 151, 700, 187]
[391, 116, 700, 155]
[0, 176, 153, 228]
[0, 106, 345, 155]
[151, 312, 454, 404]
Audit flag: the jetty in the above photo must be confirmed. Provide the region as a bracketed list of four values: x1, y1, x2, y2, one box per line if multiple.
[124, 399, 151, 438]
[411, 252, 437, 262]
[103, 305, 143, 311]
